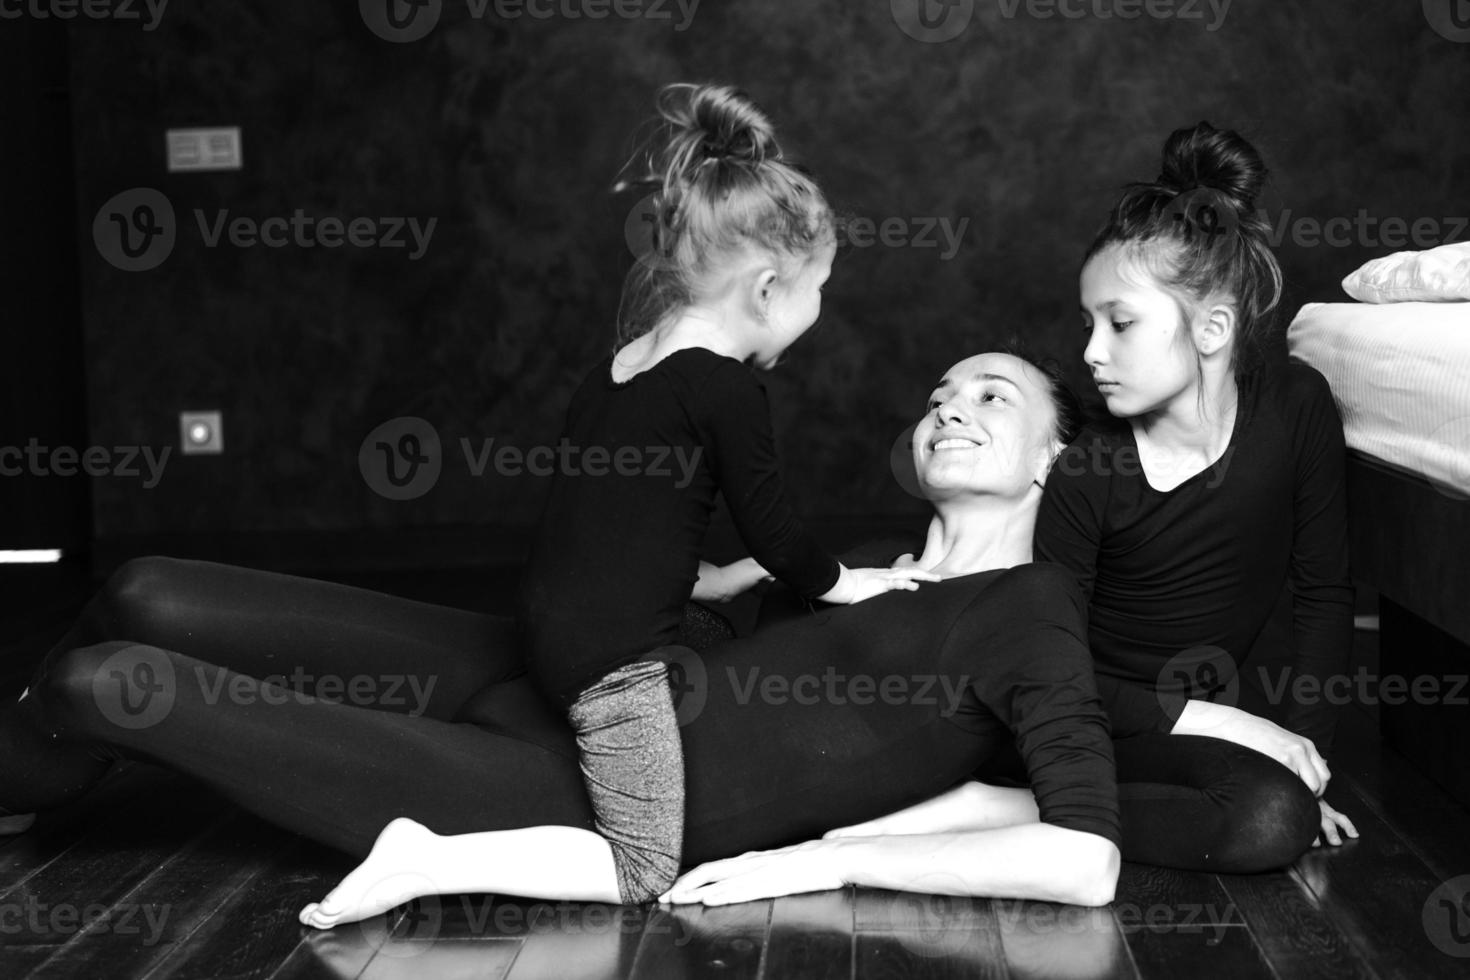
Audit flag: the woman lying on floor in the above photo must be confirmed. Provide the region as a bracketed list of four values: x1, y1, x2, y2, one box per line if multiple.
[0, 348, 1320, 923]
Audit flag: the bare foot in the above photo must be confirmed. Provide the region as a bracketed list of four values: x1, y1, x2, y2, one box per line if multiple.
[0, 813, 36, 835]
[299, 817, 441, 929]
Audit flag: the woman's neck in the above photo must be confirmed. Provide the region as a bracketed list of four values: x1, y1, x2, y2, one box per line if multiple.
[915, 491, 1041, 578]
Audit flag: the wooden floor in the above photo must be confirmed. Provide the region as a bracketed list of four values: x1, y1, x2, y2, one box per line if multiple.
[3, 560, 1470, 979]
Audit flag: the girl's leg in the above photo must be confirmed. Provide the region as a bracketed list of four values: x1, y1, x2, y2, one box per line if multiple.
[1113, 733, 1319, 873]
[1, 556, 523, 814]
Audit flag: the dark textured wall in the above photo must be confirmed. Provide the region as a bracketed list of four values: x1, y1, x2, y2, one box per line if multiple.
[69, 1, 1470, 541]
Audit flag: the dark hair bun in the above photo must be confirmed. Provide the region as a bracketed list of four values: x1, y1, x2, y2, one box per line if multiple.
[1158, 121, 1268, 213]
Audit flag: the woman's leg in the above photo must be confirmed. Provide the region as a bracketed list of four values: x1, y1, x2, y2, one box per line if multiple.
[1113, 733, 1319, 873]
[1, 556, 524, 814]
[17, 640, 594, 850]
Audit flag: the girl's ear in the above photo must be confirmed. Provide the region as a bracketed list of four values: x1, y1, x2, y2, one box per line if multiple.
[751, 268, 779, 322]
[1196, 301, 1236, 357]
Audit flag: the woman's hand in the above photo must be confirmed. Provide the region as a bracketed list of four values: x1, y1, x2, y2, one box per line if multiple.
[1314, 799, 1359, 847]
[1172, 701, 1332, 796]
[819, 565, 942, 605]
[659, 840, 849, 906]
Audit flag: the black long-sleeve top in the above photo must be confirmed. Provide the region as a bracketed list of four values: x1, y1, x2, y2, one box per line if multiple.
[518, 348, 841, 704]
[1034, 360, 1354, 757]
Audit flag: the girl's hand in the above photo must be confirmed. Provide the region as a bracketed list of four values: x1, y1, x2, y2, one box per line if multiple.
[1314, 799, 1359, 847]
[692, 558, 772, 603]
[658, 840, 848, 906]
[1173, 701, 1332, 796]
[819, 565, 942, 605]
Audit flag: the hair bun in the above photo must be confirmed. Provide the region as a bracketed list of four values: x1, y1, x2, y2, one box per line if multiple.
[659, 83, 779, 171]
[1158, 121, 1267, 213]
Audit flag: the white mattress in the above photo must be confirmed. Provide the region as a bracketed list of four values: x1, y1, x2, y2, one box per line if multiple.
[1287, 302, 1470, 497]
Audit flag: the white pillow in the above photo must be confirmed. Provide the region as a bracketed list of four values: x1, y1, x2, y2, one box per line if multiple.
[1342, 240, 1470, 303]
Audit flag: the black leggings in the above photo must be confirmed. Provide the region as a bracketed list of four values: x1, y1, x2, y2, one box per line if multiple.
[0, 557, 1317, 874]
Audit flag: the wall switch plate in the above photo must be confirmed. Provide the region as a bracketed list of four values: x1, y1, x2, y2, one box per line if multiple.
[166, 127, 242, 172]
[180, 411, 224, 455]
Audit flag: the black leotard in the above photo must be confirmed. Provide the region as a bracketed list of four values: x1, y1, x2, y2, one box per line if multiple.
[1, 556, 1121, 865]
[1035, 360, 1353, 757]
[518, 348, 841, 705]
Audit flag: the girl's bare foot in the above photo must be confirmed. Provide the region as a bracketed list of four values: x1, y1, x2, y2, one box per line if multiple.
[299, 817, 442, 929]
[0, 813, 36, 835]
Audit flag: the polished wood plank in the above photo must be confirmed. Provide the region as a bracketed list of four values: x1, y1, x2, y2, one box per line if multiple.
[626, 903, 769, 980]
[764, 891, 854, 980]
[504, 902, 651, 980]
[1291, 798, 1469, 979]
[993, 900, 1135, 980]
[1120, 924, 1272, 980]
[1218, 871, 1373, 980]
[27, 813, 276, 980]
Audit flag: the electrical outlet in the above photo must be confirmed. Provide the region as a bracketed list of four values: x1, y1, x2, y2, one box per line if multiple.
[180, 411, 224, 455]
[166, 127, 242, 172]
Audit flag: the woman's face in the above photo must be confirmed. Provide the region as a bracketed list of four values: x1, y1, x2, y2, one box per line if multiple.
[1079, 244, 1199, 418]
[912, 352, 1059, 501]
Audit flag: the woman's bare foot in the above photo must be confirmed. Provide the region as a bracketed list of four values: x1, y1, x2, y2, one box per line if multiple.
[0, 813, 36, 835]
[299, 817, 442, 929]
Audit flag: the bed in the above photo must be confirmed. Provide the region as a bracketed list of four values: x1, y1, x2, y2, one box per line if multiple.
[1288, 301, 1470, 805]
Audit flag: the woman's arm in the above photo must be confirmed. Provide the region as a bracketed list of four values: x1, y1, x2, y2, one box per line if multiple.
[662, 824, 1119, 908]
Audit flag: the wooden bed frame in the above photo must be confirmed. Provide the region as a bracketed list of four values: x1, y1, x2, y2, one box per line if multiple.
[1345, 451, 1470, 807]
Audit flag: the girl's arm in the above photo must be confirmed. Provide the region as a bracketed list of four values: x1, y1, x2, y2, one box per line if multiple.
[692, 558, 771, 603]
[822, 781, 1040, 838]
[662, 824, 1119, 909]
[1280, 364, 1354, 759]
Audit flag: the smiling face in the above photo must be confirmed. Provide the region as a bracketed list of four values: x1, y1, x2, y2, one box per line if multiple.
[1079, 244, 1202, 419]
[911, 352, 1061, 501]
